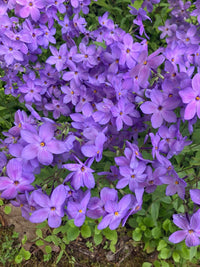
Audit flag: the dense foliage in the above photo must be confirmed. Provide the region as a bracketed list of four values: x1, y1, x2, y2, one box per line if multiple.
[1, 0, 200, 265]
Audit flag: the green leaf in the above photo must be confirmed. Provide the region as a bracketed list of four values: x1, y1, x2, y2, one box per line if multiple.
[151, 202, 160, 222]
[50, 235, 62, 245]
[102, 228, 118, 244]
[36, 240, 44, 247]
[132, 230, 142, 241]
[19, 247, 31, 260]
[4, 205, 11, 214]
[110, 241, 116, 253]
[157, 240, 167, 251]
[36, 229, 43, 239]
[189, 246, 197, 261]
[0, 199, 3, 206]
[160, 262, 169, 267]
[94, 226, 101, 235]
[172, 251, 180, 262]
[81, 225, 92, 239]
[53, 227, 62, 235]
[159, 248, 171, 259]
[15, 255, 23, 264]
[94, 234, 103, 246]
[153, 260, 161, 267]
[161, 196, 171, 204]
[22, 235, 27, 245]
[152, 227, 161, 239]
[56, 250, 64, 264]
[45, 245, 52, 254]
[36, 221, 47, 228]
[144, 229, 152, 238]
[142, 263, 152, 267]
[67, 226, 80, 241]
[144, 217, 155, 227]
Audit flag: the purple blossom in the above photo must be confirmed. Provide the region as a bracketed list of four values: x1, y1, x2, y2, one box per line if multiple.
[21, 123, 67, 165]
[179, 73, 200, 120]
[97, 194, 132, 230]
[169, 212, 200, 247]
[140, 89, 178, 128]
[0, 158, 34, 199]
[67, 190, 90, 227]
[29, 185, 66, 228]
[63, 157, 95, 190]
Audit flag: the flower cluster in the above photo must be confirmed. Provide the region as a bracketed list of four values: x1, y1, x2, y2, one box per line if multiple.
[0, 0, 200, 248]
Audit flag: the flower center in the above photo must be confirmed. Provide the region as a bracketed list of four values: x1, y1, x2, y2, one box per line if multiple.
[131, 174, 135, 178]
[189, 229, 194, 234]
[158, 105, 163, 111]
[29, 1, 33, 6]
[196, 96, 200, 101]
[114, 211, 119, 216]
[79, 209, 83, 213]
[81, 166, 85, 172]
[40, 142, 45, 147]
[175, 180, 179, 185]
[51, 207, 56, 211]
[14, 180, 19, 186]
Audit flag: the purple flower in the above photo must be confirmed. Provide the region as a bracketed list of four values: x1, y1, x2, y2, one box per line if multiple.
[29, 185, 66, 228]
[87, 187, 118, 219]
[16, 0, 45, 21]
[179, 73, 200, 120]
[0, 158, 34, 199]
[21, 123, 67, 165]
[63, 156, 95, 190]
[46, 44, 68, 72]
[111, 98, 139, 131]
[140, 89, 178, 128]
[159, 172, 187, 199]
[81, 132, 106, 162]
[97, 194, 132, 230]
[169, 212, 200, 247]
[190, 189, 200, 205]
[67, 190, 90, 227]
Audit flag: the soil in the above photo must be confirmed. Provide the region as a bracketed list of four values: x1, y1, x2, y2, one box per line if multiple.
[0, 203, 159, 267]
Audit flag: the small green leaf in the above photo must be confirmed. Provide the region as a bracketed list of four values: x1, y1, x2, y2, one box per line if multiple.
[94, 226, 101, 235]
[53, 227, 62, 235]
[45, 245, 52, 254]
[36, 229, 43, 239]
[110, 241, 116, 253]
[157, 240, 167, 251]
[142, 263, 152, 267]
[172, 251, 180, 262]
[23, 251, 31, 260]
[153, 260, 161, 267]
[0, 199, 3, 206]
[4, 205, 11, 214]
[94, 234, 103, 246]
[151, 202, 160, 222]
[81, 225, 92, 239]
[67, 226, 80, 241]
[103, 228, 118, 244]
[132, 230, 142, 241]
[144, 217, 155, 227]
[152, 227, 161, 239]
[160, 261, 169, 267]
[22, 235, 27, 245]
[15, 255, 23, 264]
[159, 248, 171, 259]
[189, 246, 197, 261]
[36, 240, 44, 247]
[56, 250, 64, 264]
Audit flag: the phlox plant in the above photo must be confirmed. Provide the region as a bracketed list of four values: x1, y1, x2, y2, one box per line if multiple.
[1, 0, 200, 258]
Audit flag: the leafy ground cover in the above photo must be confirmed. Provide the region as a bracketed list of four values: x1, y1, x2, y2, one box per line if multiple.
[1, 0, 200, 266]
